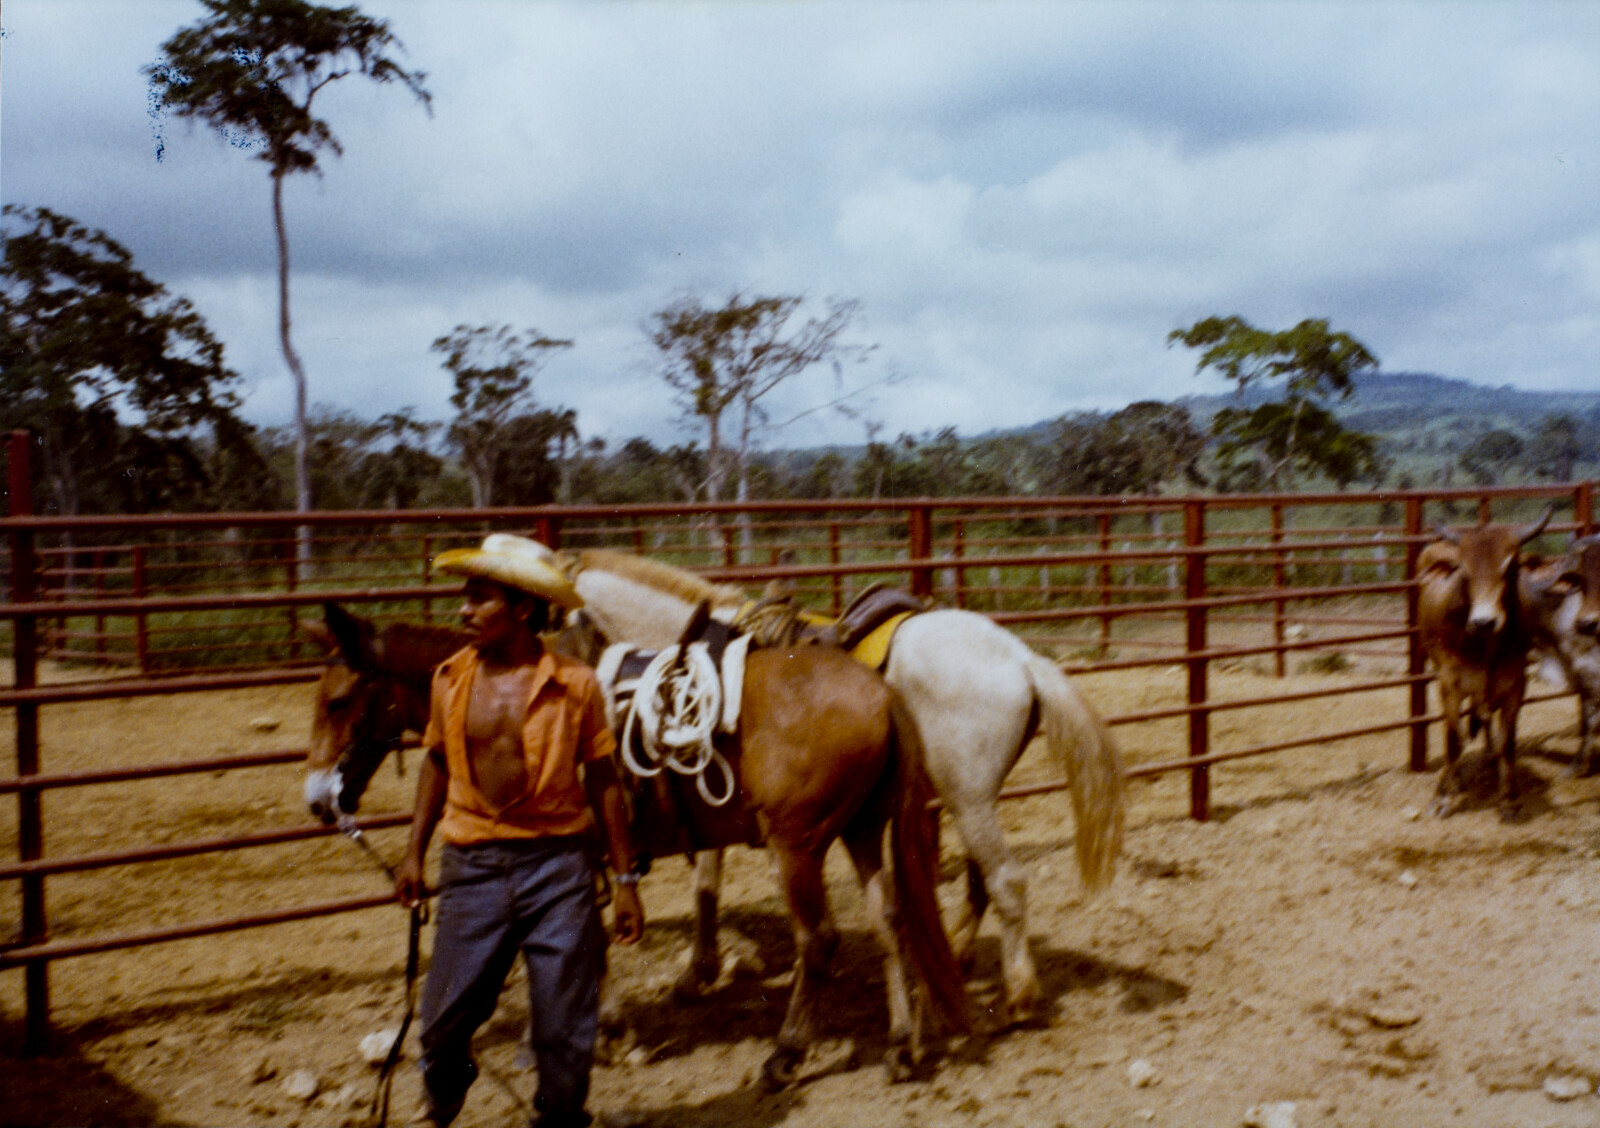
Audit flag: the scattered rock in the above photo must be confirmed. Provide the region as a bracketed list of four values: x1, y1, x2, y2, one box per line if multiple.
[1128, 1058, 1157, 1088]
[1243, 1101, 1299, 1128]
[248, 716, 281, 733]
[1543, 1075, 1592, 1101]
[247, 1056, 277, 1084]
[330, 1082, 366, 1109]
[359, 1028, 400, 1065]
[1367, 1006, 1421, 1029]
[624, 1045, 653, 1067]
[282, 1069, 320, 1102]
[1396, 869, 1418, 888]
[1402, 806, 1421, 821]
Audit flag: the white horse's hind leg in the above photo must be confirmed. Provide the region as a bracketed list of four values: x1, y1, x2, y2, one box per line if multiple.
[946, 798, 1038, 1024]
[888, 613, 1040, 1026]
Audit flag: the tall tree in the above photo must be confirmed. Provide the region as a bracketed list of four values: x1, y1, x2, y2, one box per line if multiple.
[0, 205, 245, 517]
[147, 0, 430, 529]
[1169, 316, 1382, 490]
[1458, 428, 1525, 485]
[1053, 401, 1208, 495]
[648, 292, 871, 506]
[1527, 413, 1582, 482]
[432, 324, 573, 508]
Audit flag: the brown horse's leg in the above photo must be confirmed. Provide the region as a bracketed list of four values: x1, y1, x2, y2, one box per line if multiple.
[764, 843, 833, 1090]
[843, 826, 919, 1081]
[674, 850, 724, 1000]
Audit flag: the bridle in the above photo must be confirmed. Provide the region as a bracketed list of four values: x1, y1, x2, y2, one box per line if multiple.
[312, 658, 428, 1128]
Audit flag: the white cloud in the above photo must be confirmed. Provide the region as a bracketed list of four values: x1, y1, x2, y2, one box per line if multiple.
[8, 0, 1600, 450]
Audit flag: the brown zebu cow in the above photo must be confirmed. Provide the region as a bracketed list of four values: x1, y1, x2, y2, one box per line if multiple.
[1521, 534, 1600, 775]
[1417, 512, 1550, 817]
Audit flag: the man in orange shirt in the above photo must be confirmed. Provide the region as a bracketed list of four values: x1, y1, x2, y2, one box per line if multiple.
[395, 534, 643, 1128]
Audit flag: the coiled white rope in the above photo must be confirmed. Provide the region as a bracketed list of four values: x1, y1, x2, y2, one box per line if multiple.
[620, 642, 736, 807]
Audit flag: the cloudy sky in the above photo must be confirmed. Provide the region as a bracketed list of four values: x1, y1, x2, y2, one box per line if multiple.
[5, 1, 1600, 453]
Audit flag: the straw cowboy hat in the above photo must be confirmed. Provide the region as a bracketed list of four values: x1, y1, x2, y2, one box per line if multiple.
[432, 533, 584, 610]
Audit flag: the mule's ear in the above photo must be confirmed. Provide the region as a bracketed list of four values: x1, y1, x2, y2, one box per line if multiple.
[323, 602, 384, 671]
[302, 620, 336, 653]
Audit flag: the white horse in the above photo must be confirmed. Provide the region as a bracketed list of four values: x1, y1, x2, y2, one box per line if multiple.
[555, 547, 1125, 1026]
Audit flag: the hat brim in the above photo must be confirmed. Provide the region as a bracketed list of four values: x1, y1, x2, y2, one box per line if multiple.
[434, 547, 584, 610]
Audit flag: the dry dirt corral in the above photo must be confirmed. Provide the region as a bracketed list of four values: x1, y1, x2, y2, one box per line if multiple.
[6, 661, 1600, 1128]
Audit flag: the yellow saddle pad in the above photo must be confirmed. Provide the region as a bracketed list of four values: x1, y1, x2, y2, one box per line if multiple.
[847, 611, 915, 672]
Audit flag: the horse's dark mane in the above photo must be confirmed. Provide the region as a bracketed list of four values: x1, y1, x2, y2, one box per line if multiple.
[377, 621, 471, 681]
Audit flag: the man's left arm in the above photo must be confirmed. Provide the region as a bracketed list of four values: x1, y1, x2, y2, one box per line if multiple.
[579, 682, 644, 944]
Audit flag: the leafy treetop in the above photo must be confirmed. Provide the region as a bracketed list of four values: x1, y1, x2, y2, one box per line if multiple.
[146, 0, 430, 177]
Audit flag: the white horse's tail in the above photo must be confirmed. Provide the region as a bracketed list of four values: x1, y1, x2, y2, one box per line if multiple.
[1024, 653, 1125, 892]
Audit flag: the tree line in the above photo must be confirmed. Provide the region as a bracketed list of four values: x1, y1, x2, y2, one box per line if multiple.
[0, 193, 1405, 519]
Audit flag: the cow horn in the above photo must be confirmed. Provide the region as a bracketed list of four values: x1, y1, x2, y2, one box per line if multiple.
[1517, 505, 1555, 547]
[1431, 524, 1462, 545]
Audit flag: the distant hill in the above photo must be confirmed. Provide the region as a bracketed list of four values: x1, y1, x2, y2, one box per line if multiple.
[1175, 371, 1600, 436]
[772, 371, 1600, 489]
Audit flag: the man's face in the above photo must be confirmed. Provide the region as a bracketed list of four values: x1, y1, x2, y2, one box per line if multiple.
[459, 577, 528, 648]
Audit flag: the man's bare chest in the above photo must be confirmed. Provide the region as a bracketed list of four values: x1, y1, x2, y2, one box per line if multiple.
[464, 666, 537, 746]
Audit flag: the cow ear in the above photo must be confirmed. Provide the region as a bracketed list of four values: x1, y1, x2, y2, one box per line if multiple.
[1419, 540, 1460, 576]
[323, 603, 385, 671]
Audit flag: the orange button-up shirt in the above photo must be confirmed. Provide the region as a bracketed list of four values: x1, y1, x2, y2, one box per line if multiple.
[422, 644, 618, 846]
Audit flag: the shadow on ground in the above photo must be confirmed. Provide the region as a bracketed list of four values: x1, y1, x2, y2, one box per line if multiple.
[0, 1017, 166, 1128]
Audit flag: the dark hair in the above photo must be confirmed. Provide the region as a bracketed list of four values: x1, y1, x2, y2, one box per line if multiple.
[500, 584, 552, 633]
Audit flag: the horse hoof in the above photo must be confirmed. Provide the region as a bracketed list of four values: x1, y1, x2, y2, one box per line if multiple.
[761, 1046, 804, 1090]
[672, 963, 718, 1002]
[884, 1045, 917, 1083]
[1005, 998, 1040, 1029]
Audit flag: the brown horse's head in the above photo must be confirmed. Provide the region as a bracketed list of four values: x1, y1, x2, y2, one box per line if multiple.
[303, 603, 463, 825]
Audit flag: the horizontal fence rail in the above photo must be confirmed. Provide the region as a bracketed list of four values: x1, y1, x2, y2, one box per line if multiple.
[3, 424, 1596, 1053]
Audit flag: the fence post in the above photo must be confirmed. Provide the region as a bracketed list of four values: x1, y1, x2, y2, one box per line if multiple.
[907, 503, 933, 599]
[1184, 500, 1210, 821]
[533, 513, 561, 551]
[1097, 513, 1113, 657]
[284, 534, 300, 663]
[132, 546, 149, 673]
[828, 520, 842, 616]
[9, 430, 50, 1053]
[1406, 496, 1429, 772]
[1576, 481, 1594, 536]
[951, 518, 967, 608]
[1271, 503, 1286, 677]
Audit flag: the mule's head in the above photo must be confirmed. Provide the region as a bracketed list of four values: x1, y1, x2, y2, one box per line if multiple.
[1432, 510, 1551, 638]
[303, 604, 412, 825]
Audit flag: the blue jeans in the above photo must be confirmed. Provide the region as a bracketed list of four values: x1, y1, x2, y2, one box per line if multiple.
[419, 837, 604, 1128]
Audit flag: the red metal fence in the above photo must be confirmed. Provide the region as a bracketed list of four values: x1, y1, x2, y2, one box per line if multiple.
[3, 429, 1595, 1053]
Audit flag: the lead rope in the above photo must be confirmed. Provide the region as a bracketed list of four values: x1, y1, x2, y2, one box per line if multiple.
[618, 643, 736, 806]
[335, 814, 428, 1128]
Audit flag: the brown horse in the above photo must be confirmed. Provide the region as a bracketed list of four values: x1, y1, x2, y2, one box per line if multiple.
[303, 602, 969, 1085]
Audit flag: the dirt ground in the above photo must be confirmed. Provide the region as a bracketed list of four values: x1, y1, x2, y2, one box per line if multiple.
[7, 655, 1600, 1128]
